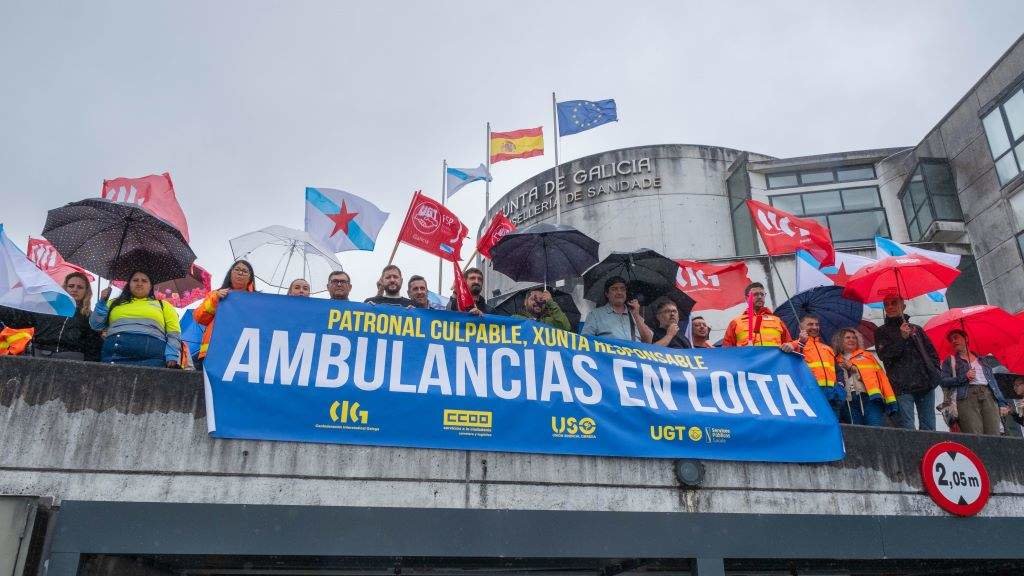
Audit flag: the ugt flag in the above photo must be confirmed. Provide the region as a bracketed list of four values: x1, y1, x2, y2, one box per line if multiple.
[0, 224, 76, 317]
[875, 237, 959, 302]
[397, 191, 469, 262]
[747, 199, 835, 266]
[305, 187, 389, 253]
[102, 173, 190, 242]
[477, 212, 516, 259]
[557, 99, 618, 136]
[446, 164, 491, 198]
[26, 237, 94, 284]
[795, 249, 876, 293]
[675, 259, 750, 310]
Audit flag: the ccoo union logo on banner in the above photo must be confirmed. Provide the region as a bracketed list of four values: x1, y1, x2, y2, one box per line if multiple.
[203, 293, 845, 463]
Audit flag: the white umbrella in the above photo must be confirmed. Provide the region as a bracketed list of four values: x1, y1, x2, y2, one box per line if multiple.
[229, 225, 343, 294]
[0, 224, 76, 317]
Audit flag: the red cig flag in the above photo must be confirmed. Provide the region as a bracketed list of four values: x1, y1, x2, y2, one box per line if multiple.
[477, 212, 517, 259]
[675, 259, 750, 311]
[746, 199, 835, 266]
[396, 191, 469, 262]
[452, 260, 476, 312]
[101, 173, 191, 242]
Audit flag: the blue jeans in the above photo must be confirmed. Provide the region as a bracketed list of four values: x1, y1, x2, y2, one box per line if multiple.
[102, 332, 166, 367]
[896, 388, 937, 431]
[843, 393, 885, 427]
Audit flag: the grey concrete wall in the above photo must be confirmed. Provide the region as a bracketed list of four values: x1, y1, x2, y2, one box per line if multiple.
[3, 356, 1024, 518]
[904, 34, 1024, 312]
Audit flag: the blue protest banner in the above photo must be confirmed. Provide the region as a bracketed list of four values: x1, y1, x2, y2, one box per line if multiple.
[203, 293, 845, 463]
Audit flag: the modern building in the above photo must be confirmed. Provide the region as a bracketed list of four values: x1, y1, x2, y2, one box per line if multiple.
[480, 34, 1024, 336]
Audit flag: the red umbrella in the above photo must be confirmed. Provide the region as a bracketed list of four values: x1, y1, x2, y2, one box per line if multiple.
[842, 254, 960, 303]
[923, 305, 1024, 361]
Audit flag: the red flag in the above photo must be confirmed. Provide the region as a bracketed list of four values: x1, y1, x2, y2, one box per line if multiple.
[746, 199, 834, 266]
[26, 237, 95, 284]
[452, 261, 475, 312]
[675, 259, 750, 310]
[397, 191, 469, 262]
[102, 173, 190, 242]
[477, 212, 517, 259]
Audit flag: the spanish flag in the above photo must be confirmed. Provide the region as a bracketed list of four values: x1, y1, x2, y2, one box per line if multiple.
[490, 127, 544, 163]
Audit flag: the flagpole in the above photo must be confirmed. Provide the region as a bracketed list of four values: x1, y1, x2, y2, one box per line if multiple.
[461, 248, 479, 272]
[439, 159, 447, 293]
[388, 191, 418, 267]
[484, 122, 491, 291]
[552, 91, 561, 225]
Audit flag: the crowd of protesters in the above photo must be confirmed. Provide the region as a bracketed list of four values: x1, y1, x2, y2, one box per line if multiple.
[2, 261, 1023, 439]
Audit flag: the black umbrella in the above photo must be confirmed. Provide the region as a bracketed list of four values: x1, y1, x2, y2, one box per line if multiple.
[995, 371, 1024, 400]
[775, 286, 864, 345]
[42, 198, 196, 284]
[490, 223, 599, 285]
[489, 286, 581, 331]
[583, 249, 691, 307]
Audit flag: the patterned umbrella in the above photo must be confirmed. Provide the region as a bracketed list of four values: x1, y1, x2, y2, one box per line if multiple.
[114, 262, 211, 308]
[42, 198, 196, 284]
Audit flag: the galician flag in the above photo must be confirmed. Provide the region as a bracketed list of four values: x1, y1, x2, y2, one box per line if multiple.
[446, 164, 492, 198]
[0, 224, 76, 317]
[875, 237, 960, 302]
[305, 187, 389, 253]
[795, 249, 876, 293]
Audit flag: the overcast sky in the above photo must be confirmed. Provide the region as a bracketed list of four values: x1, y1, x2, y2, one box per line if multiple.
[2, 0, 1023, 302]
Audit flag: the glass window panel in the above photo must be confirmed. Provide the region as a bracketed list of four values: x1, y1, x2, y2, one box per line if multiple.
[900, 192, 914, 225]
[917, 202, 934, 233]
[731, 208, 756, 256]
[909, 181, 929, 210]
[836, 165, 876, 182]
[932, 195, 963, 220]
[922, 162, 956, 196]
[1018, 233, 1024, 262]
[802, 190, 842, 214]
[1004, 89, 1024, 141]
[908, 216, 921, 242]
[1011, 189, 1024, 231]
[995, 152, 1021, 185]
[769, 194, 804, 215]
[799, 170, 834, 185]
[827, 210, 888, 243]
[946, 255, 987, 307]
[842, 186, 881, 210]
[767, 173, 798, 188]
[983, 109, 1012, 157]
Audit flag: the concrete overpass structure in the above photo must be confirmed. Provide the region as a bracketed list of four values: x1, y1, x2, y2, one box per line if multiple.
[3, 356, 1024, 575]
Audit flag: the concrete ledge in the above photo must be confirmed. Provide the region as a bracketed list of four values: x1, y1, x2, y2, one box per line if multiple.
[3, 356, 1024, 516]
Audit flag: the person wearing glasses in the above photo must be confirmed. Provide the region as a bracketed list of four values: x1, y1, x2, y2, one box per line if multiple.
[193, 260, 256, 370]
[326, 271, 352, 301]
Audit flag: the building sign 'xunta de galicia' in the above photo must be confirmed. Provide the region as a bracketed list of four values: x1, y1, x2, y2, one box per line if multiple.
[498, 156, 663, 225]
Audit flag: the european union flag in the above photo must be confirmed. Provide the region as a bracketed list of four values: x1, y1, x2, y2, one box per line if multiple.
[556, 99, 617, 136]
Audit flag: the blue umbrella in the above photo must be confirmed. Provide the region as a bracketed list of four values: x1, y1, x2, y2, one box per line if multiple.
[776, 286, 864, 345]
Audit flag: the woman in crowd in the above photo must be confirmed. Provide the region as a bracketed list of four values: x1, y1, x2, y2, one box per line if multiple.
[287, 278, 310, 296]
[90, 271, 182, 368]
[0, 271, 102, 360]
[939, 329, 1009, 436]
[194, 260, 255, 368]
[833, 328, 897, 426]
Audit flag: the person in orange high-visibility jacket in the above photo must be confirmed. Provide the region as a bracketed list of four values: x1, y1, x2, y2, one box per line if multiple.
[833, 327, 898, 427]
[723, 282, 792, 347]
[0, 327, 34, 355]
[193, 260, 255, 369]
[786, 314, 846, 420]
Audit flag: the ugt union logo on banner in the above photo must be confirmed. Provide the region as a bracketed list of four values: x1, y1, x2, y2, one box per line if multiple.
[397, 191, 469, 261]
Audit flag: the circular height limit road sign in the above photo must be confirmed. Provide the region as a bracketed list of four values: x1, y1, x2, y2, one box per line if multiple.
[920, 441, 990, 516]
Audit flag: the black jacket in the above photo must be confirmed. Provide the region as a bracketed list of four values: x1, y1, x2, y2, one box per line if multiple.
[447, 294, 489, 314]
[0, 305, 102, 360]
[874, 314, 939, 395]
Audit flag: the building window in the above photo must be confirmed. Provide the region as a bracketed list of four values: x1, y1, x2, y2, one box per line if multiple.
[727, 161, 757, 256]
[946, 255, 987, 308]
[898, 161, 964, 241]
[765, 164, 876, 189]
[981, 86, 1024, 186]
[1018, 231, 1024, 264]
[768, 186, 889, 248]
